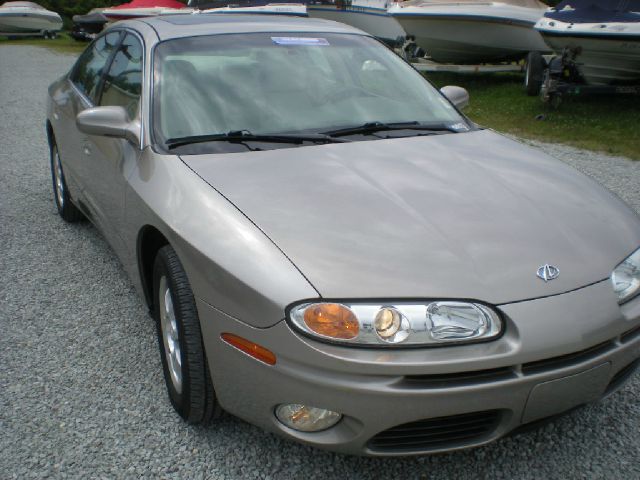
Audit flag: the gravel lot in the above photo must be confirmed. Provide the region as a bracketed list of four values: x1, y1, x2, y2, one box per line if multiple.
[1, 45, 639, 479]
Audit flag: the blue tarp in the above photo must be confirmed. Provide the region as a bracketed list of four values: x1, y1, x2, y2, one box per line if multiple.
[545, 0, 640, 23]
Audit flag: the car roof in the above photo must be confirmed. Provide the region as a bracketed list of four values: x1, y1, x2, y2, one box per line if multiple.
[122, 14, 368, 41]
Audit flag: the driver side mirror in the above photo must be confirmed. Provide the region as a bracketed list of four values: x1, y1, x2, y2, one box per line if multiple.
[76, 106, 140, 145]
[440, 86, 469, 110]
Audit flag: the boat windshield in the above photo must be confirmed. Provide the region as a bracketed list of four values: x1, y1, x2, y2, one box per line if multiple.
[153, 32, 468, 150]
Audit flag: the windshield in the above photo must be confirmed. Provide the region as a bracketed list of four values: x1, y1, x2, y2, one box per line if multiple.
[153, 32, 468, 151]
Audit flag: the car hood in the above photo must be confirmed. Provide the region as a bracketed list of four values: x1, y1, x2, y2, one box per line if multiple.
[181, 130, 640, 304]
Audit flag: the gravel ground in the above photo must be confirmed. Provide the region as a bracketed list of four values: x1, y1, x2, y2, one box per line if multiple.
[1, 45, 639, 480]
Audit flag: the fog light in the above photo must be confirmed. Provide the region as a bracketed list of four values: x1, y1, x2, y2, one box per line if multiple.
[275, 404, 342, 432]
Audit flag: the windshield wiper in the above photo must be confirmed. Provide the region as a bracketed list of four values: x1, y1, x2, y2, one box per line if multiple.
[166, 130, 350, 150]
[322, 121, 463, 138]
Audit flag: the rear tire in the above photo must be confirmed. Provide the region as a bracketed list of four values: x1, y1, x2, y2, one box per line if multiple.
[524, 51, 545, 96]
[153, 245, 222, 424]
[50, 143, 84, 222]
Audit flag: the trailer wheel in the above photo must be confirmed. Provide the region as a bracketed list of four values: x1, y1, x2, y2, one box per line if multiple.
[524, 51, 545, 96]
[550, 94, 562, 109]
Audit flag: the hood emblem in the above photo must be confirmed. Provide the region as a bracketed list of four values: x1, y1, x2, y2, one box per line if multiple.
[537, 264, 560, 282]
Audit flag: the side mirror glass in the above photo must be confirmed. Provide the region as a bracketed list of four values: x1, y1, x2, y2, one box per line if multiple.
[76, 106, 140, 145]
[440, 86, 470, 110]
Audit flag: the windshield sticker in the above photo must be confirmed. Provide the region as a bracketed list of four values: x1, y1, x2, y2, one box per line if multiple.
[271, 37, 330, 46]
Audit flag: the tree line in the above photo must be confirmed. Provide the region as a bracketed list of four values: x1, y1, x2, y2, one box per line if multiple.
[36, 0, 557, 25]
[37, 1, 187, 19]
[37, 0, 555, 18]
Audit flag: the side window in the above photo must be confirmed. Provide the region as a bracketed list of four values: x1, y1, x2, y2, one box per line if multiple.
[99, 33, 143, 119]
[70, 32, 122, 103]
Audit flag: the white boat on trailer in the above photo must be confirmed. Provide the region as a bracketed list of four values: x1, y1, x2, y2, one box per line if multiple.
[535, 0, 640, 86]
[388, 0, 550, 64]
[306, 0, 406, 46]
[0, 1, 62, 37]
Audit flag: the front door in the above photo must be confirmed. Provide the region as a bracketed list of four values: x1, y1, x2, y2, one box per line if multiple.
[56, 31, 122, 203]
[83, 32, 144, 257]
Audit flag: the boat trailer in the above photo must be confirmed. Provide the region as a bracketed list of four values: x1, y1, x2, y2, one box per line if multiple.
[525, 48, 640, 107]
[400, 37, 525, 74]
[0, 30, 58, 39]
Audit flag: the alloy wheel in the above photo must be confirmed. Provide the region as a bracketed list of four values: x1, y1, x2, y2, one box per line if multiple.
[159, 276, 183, 394]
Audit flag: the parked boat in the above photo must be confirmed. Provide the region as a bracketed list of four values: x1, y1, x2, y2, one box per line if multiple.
[306, 0, 406, 46]
[71, 9, 108, 41]
[388, 0, 550, 64]
[102, 0, 188, 21]
[0, 1, 62, 36]
[195, 1, 308, 16]
[535, 0, 640, 85]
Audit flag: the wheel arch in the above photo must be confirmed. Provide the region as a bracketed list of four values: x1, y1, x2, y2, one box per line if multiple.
[46, 119, 55, 148]
[137, 225, 170, 310]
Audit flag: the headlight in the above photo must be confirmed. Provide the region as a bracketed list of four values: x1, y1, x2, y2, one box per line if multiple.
[288, 301, 502, 346]
[611, 247, 640, 304]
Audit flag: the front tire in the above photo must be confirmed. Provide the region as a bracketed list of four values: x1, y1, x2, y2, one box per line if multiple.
[153, 245, 222, 424]
[50, 143, 83, 222]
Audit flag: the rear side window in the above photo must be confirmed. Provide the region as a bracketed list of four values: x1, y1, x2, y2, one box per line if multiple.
[99, 33, 143, 119]
[70, 31, 121, 103]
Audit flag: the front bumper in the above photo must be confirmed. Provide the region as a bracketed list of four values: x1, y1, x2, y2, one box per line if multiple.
[198, 280, 640, 456]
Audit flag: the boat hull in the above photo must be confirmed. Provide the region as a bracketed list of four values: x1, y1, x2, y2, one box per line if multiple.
[537, 20, 640, 85]
[389, 3, 549, 64]
[0, 11, 62, 34]
[204, 4, 308, 17]
[102, 7, 186, 20]
[307, 5, 405, 46]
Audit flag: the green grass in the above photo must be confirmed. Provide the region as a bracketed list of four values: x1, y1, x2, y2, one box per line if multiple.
[427, 72, 640, 160]
[0, 32, 85, 54]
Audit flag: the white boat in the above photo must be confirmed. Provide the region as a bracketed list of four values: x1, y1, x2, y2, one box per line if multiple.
[307, 0, 406, 46]
[0, 1, 62, 36]
[102, 0, 188, 21]
[388, 0, 550, 64]
[535, 0, 640, 85]
[201, 3, 308, 16]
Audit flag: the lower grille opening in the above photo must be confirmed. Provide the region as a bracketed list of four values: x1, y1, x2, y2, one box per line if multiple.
[521, 341, 614, 376]
[401, 367, 516, 388]
[606, 359, 640, 395]
[367, 410, 502, 452]
[621, 325, 640, 344]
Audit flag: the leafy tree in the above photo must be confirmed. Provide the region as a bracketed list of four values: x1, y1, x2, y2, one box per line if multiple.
[39, 0, 187, 19]
[36, 0, 187, 28]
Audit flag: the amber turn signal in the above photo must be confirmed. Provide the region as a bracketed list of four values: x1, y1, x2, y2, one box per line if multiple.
[303, 303, 359, 339]
[221, 333, 276, 365]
